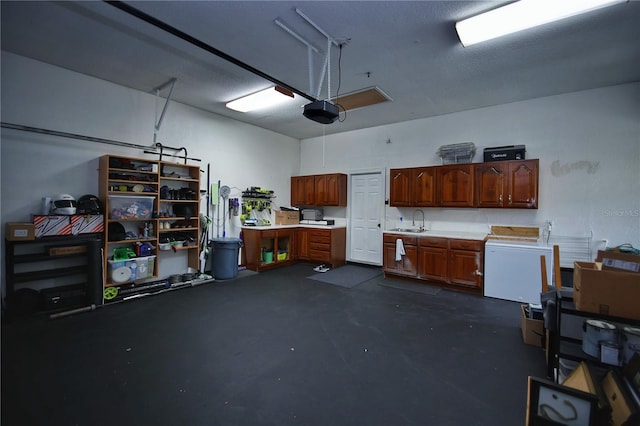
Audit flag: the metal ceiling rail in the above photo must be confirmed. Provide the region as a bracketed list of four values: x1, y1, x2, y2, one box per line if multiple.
[0, 122, 202, 162]
[105, 1, 317, 103]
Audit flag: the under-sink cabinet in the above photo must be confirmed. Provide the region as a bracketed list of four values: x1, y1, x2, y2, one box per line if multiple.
[383, 234, 418, 277]
[384, 234, 484, 292]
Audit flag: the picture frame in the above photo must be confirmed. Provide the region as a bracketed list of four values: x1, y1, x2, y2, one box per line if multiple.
[527, 376, 599, 426]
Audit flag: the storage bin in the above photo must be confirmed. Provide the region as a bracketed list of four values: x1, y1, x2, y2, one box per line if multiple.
[107, 255, 156, 283]
[108, 195, 154, 220]
[277, 251, 288, 261]
[209, 238, 242, 279]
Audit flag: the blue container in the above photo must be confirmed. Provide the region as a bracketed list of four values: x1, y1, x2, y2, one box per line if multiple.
[209, 237, 242, 279]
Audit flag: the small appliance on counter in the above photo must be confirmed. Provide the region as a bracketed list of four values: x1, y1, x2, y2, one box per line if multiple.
[300, 219, 335, 226]
[302, 209, 324, 221]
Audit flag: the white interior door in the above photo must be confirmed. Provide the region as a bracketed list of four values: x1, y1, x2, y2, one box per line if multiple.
[349, 172, 383, 265]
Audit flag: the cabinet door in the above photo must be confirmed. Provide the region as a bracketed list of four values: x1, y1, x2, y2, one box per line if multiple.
[295, 228, 309, 260]
[383, 243, 417, 277]
[291, 176, 315, 207]
[475, 162, 506, 208]
[413, 167, 436, 206]
[436, 164, 475, 207]
[449, 249, 482, 288]
[389, 168, 413, 206]
[418, 246, 448, 281]
[322, 174, 347, 206]
[303, 176, 316, 206]
[507, 160, 538, 209]
[291, 176, 304, 206]
[315, 175, 328, 205]
[383, 243, 400, 274]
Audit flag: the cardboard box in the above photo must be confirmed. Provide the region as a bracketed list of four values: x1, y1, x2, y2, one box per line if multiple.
[33, 215, 72, 238]
[573, 261, 640, 320]
[275, 210, 299, 225]
[521, 304, 544, 347]
[70, 214, 104, 235]
[596, 250, 640, 273]
[5, 222, 35, 241]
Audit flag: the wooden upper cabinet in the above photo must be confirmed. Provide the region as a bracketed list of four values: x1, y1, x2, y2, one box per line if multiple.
[291, 173, 346, 207]
[390, 160, 538, 209]
[389, 168, 413, 206]
[436, 164, 475, 207]
[476, 159, 538, 209]
[291, 176, 304, 206]
[507, 159, 538, 208]
[315, 173, 347, 206]
[475, 163, 506, 208]
[413, 167, 436, 206]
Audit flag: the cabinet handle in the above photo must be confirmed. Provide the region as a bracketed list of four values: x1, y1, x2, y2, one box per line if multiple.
[508, 194, 512, 204]
[499, 194, 503, 203]
[474, 270, 483, 276]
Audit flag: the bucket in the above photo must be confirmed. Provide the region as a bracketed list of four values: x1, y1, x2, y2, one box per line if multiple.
[622, 326, 640, 364]
[262, 249, 274, 264]
[582, 319, 618, 358]
[277, 250, 288, 261]
[600, 342, 622, 366]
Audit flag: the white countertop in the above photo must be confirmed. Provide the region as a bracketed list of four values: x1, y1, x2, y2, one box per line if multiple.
[241, 224, 346, 230]
[383, 229, 488, 241]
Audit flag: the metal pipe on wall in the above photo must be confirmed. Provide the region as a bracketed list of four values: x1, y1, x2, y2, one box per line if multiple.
[1, 122, 202, 162]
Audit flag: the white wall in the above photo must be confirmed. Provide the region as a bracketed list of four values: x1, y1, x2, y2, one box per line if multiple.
[300, 83, 640, 252]
[1, 52, 300, 294]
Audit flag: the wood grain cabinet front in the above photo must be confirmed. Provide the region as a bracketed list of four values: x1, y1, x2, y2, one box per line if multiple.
[384, 234, 484, 293]
[291, 173, 347, 207]
[383, 234, 418, 277]
[475, 159, 538, 209]
[436, 164, 475, 207]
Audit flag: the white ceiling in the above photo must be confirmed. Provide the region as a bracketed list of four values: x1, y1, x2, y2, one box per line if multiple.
[2, 1, 639, 140]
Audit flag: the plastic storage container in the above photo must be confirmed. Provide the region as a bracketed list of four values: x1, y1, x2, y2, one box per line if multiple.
[107, 255, 156, 283]
[108, 195, 154, 220]
[210, 238, 242, 279]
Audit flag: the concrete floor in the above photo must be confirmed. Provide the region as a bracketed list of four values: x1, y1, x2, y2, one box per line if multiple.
[2, 262, 547, 426]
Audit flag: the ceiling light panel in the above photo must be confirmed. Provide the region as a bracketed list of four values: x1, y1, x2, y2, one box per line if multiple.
[226, 86, 295, 112]
[456, 0, 626, 47]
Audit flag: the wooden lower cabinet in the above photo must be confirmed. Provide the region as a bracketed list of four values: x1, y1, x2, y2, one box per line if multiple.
[418, 237, 448, 281]
[243, 228, 295, 272]
[383, 234, 418, 277]
[306, 228, 346, 267]
[244, 227, 346, 272]
[384, 234, 484, 292]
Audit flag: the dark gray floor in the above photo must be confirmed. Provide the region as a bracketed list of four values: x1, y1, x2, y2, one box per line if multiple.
[2, 262, 547, 426]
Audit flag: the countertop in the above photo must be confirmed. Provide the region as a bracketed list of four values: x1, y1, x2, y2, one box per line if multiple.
[241, 224, 347, 230]
[383, 229, 488, 241]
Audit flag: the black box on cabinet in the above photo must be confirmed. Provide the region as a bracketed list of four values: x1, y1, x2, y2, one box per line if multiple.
[483, 145, 526, 162]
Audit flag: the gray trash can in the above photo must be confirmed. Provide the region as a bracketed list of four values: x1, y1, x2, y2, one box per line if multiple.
[209, 237, 242, 279]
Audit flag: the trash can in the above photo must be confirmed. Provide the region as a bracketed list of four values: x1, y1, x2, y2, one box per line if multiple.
[209, 237, 243, 279]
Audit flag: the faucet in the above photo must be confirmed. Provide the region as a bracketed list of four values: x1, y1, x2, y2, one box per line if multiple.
[412, 209, 425, 231]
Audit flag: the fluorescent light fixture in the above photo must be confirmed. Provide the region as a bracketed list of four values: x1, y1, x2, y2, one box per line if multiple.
[226, 86, 295, 112]
[456, 0, 626, 47]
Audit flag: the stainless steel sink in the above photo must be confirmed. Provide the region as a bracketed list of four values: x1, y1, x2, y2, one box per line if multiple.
[388, 228, 427, 233]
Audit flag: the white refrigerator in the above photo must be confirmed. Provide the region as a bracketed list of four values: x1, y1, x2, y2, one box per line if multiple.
[484, 240, 553, 304]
